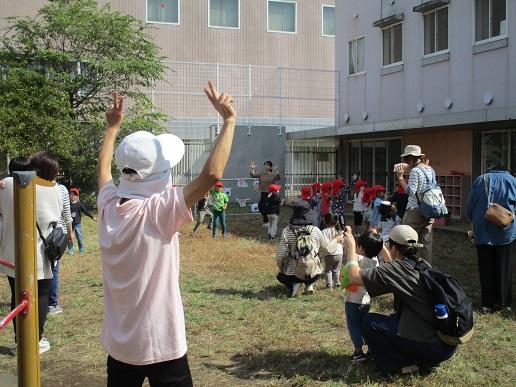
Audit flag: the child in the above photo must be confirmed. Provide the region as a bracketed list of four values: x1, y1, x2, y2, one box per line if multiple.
[68, 187, 95, 254]
[263, 184, 282, 239]
[320, 181, 332, 217]
[310, 182, 322, 227]
[320, 213, 343, 289]
[193, 192, 212, 232]
[344, 231, 383, 362]
[379, 200, 398, 243]
[331, 179, 346, 228]
[361, 187, 374, 233]
[211, 181, 229, 239]
[369, 185, 386, 232]
[389, 181, 408, 222]
[352, 180, 367, 235]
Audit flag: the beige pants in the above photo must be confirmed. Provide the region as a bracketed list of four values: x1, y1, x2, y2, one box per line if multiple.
[402, 208, 434, 261]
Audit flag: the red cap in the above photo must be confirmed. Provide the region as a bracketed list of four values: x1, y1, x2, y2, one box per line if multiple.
[332, 179, 344, 194]
[215, 181, 224, 188]
[311, 182, 321, 193]
[396, 182, 406, 194]
[70, 188, 80, 196]
[355, 179, 368, 192]
[373, 185, 386, 193]
[268, 184, 281, 193]
[362, 187, 375, 204]
[301, 186, 311, 200]
[321, 181, 332, 194]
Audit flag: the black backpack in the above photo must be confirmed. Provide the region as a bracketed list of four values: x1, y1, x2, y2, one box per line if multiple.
[411, 259, 474, 346]
[36, 222, 68, 267]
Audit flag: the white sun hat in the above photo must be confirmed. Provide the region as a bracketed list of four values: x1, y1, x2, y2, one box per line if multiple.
[115, 131, 185, 199]
[400, 145, 425, 158]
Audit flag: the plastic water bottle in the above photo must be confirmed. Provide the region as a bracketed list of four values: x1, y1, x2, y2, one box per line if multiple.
[435, 304, 448, 319]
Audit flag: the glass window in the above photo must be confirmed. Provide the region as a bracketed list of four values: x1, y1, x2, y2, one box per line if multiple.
[482, 131, 510, 172]
[268, 1, 296, 33]
[322, 5, 335, 36]
[375, 141, 387, 188]
[209, 0, 239, 28]
[424, 7, 448, 55]
[147, 0, 179, 24]
[348, 141, 361, 179]
[383, 24, 402, 66]
[475, 0, 506, 42]
[348, 37, 366, 75]
[362, 141, 374, 184]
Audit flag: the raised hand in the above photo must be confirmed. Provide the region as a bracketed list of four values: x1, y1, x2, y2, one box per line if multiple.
[249, 161, 256, 169]
[204, 81, 236, 121]
[106, 92, 125, 129]
[342, 226, 356, 256]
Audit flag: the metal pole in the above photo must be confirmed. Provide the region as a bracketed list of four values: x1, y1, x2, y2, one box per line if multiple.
[13, 171, 40, 387]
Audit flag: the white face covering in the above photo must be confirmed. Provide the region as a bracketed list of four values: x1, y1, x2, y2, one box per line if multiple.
[117, 169, 172, 200]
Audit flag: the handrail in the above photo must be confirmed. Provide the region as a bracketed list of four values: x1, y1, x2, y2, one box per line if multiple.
[0, 291, 29, 331]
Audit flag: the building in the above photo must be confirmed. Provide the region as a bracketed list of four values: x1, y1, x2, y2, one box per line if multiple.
[288, 0, 515, 219]
[0, 1, 337, 194]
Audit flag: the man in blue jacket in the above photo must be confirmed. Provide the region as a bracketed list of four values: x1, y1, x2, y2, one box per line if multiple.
[467, 166, 516, 312]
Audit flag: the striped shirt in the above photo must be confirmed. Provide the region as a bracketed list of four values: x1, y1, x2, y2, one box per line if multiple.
[57, 184, 72, 233]
[276, 225, 339, 276]
[407, 165, 436, 210]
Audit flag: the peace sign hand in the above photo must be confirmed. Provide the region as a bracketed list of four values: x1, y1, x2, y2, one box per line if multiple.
[204, 81, 237, 121]
[106, 92, 125, 129]
[250, 161, 257, 169]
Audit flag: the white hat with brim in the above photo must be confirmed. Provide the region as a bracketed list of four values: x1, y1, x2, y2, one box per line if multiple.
[115, 131, 185, 199]
[400, 145, 424, 158]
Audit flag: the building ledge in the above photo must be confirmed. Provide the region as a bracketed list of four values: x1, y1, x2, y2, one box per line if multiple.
[413, 0, 450, 13]
[473, 37, 508, 54]
[381, 63, 404, 75]
[422, 51, 450, 66]
[373, 14, 404, 28]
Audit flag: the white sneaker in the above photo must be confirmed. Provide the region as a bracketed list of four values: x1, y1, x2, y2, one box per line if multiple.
[262, 222, 269, 228]
[48, 305, 63, 315]
[39, 338, 51, 354]
[305, 283, 315, 294]
[291, 283, 302, 298]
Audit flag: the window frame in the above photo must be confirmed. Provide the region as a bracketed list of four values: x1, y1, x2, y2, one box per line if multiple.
[348, 35, 366, 76]
[382, 22, 403, 68]
[267, 0, 298, 34]
[321, 4, 335, 37]
[481, 129, 515, 173]
[473, 0, 508, 45]
[146, 0, 181, 25]
[208, 0, 240, 30]
[422, 5, 449, 58]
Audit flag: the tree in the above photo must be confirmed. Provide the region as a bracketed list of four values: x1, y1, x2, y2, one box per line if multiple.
[0, 0, 167, 195]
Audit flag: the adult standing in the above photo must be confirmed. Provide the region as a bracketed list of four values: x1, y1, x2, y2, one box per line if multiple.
[342, 225, 457, 374]
[0, 153, 64, 354]
[250, 160, 281, 225]
[394, 145, 435, 261]
[467, 166, 515, 312]
[97, 83, 236, 386]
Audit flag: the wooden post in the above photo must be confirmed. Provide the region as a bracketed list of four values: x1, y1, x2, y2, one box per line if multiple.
[13, 171, 40, 387]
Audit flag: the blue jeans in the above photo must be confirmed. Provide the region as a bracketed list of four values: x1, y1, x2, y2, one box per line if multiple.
[212, 210, 226, 237]
[361, 313, 457, 371]
[345, 302, 370, 349]
[73, 223, 85, 251]
[48, 260, 60, 307]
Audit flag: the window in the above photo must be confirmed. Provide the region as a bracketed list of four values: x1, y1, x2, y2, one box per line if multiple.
[383, 23, 402, 66]
[424, 7, 448, 55]
[322, 5, 335, 36]
[209, 0, 239, 29]
[147, 0, 179, 24]
[481, 130, 516, 172]
[475, 0, 506, 42]
[268, 0, 297, 33]
[348, 37, 366, 75]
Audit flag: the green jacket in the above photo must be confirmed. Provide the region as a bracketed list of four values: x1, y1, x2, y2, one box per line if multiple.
[211, 190, 228, 212]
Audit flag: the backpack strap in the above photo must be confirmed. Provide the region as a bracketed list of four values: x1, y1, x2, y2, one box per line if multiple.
[483, 174, 492, 208]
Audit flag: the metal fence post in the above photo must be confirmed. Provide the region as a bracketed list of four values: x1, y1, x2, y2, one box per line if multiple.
[13, 171, 40, 387]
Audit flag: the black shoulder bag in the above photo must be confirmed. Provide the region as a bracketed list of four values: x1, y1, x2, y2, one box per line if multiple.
[36, 222, 68, 267]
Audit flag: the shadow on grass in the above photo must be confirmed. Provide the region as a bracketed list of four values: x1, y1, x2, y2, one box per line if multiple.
[210, 284, 289, 300]
[0, 346, 13, 356]
[203, 350, 389, 384]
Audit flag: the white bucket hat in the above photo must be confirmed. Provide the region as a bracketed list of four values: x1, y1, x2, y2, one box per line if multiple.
[400, 145, 424, 158]
[115, 131, 185, 199]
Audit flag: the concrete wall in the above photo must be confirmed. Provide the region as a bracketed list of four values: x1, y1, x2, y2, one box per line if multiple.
[336, 0, 516, 132]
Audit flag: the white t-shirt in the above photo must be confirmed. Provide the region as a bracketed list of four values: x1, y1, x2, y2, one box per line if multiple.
[0, 177, 62, 279]
[321, 227, 343, 255]
[97, 182, 193, 365]
[352, 191, 365, 212]
[345, 255, 379, 305]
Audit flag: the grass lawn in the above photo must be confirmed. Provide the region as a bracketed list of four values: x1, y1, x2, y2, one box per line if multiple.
[0, 206, 515, 386]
